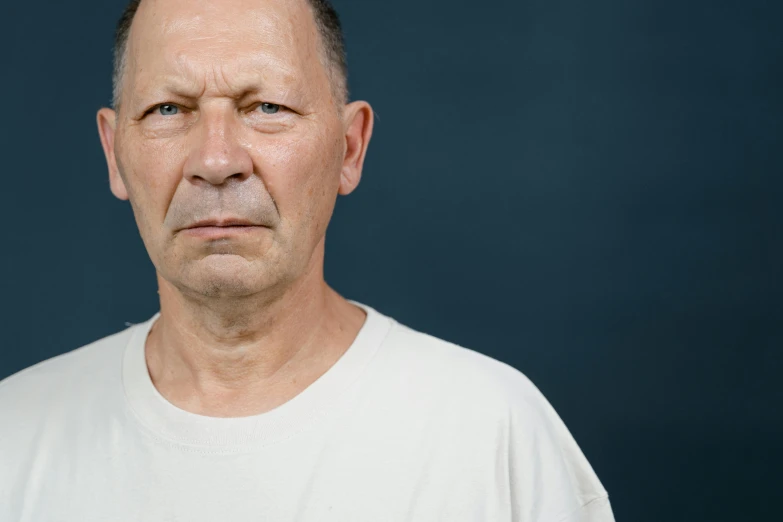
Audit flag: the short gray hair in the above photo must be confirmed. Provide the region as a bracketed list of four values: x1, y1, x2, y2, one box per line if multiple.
[111, 0, 349, 109]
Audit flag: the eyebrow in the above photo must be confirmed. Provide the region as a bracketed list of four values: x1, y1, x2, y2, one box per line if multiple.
[137, 77, 202, 100]
[134, 70, 299, 103]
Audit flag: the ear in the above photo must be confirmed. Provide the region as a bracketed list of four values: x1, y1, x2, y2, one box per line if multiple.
[338, 101, 374, 196]
[96, 107, 129, 201]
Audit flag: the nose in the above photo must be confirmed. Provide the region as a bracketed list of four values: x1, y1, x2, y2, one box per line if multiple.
[183, 108, 253, 186]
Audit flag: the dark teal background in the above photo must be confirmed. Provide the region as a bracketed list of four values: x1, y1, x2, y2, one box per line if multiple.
[1, 0, 781, 519]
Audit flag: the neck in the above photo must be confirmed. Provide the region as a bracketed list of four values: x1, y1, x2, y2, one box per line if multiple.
[144, 255, 366, 418]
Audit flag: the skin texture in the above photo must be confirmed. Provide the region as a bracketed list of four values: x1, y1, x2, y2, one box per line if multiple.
[96, 0, 374, 417]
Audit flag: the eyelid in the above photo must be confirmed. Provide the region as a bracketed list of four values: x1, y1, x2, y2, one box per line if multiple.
[249, 101, 291, 113]
[142, 102, 181, 117]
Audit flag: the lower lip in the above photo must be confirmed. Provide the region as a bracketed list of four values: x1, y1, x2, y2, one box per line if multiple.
[181, 225, 266, 239]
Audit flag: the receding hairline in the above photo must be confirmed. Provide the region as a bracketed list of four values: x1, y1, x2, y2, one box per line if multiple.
[111, 0, 349, 110]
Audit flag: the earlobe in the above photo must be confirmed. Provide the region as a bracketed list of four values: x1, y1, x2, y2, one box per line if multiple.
[96, 107, 129, 201]
[338, 101, 374, 196]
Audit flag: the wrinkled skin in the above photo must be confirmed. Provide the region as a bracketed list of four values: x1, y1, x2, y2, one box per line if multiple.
[96, 0, 374, 416]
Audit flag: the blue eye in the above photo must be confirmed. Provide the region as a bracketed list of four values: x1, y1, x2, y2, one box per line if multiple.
[258, 103, 280, 114]
[158, 104, 178, 116]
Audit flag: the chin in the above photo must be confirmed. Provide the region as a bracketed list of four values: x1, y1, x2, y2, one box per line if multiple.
[177, 255, 281, 299]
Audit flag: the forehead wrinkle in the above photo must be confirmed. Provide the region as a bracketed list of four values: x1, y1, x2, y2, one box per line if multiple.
[130, 53, 206, 102]
[135, 48, 301, 101]
[209, 56, 300, 99]
[127, 0, 332, 106]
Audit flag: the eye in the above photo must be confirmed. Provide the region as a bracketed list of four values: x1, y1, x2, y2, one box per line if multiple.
[157, 104, 179, 116]
[257, 103, 281, 114]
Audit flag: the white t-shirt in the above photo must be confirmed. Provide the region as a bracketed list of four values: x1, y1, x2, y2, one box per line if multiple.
[0, 300, 614, 521]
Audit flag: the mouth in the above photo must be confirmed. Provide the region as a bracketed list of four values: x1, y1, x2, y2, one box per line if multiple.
[186, 218, 259, 229]
[180, 219, 266, 239]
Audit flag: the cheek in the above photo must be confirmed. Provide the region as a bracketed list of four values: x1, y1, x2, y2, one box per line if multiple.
[118, 135, 186, 223]
[254, 128, 342, 224]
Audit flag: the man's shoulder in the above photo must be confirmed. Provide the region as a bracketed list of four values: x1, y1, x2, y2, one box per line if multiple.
[382, 320, 611, 515]
[381, 320, 547, 415]
[0, 322, 140, 491]
[0, 323, 137, 411]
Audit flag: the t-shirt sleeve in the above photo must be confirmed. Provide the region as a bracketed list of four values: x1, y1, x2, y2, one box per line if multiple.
[503, 371, 615, 522]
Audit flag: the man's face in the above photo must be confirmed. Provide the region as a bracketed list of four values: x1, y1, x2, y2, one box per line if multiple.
[99, 0, 369, 299]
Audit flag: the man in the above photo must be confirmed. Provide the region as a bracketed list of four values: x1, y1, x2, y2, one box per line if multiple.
[0, 0, 614, 520]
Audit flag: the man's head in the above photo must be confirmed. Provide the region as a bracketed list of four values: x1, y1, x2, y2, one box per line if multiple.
[97, 0, 373, 302]
[111, 0, 349, 110]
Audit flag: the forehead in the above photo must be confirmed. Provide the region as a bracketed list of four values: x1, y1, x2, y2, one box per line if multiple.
[126, 0, 323, 93]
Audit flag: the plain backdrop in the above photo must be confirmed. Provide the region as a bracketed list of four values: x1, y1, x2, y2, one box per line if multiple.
[1, 0, 781, 520]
